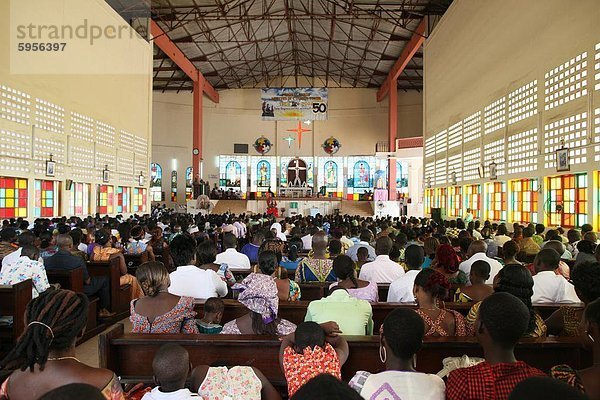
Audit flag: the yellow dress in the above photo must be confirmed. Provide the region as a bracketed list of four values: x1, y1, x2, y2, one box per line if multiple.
[465, 301, 547, 337]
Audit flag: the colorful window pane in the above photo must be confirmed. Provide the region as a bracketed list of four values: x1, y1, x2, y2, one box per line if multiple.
[0, 177, 28, 218]
[424, 187, 446, 215]
[464, 184, 482, 219]
[150, 163, 162, 202]
[171, 171, 177, 202]
[34, 180, 60, 218]
[546, 173, 587, 228]
[68, 182, 90, 216]
[447, 186, 463, 218]
[97, 185, 114, 215]
[510, 179, 538, 224]
[352, 161, 371, 188]
[185, 167, 193, 201]
[116, 186, 130, 213]
[219, 155, 249, 196]
[324, 161, 338, 189]
[485, 182, 507, 221]
[133, 187, 147, 213]
[396, 161, 409, 192]
[256, 160, 271, 188]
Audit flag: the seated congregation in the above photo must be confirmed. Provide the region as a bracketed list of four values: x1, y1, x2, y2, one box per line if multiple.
[0, 209, 599, 399]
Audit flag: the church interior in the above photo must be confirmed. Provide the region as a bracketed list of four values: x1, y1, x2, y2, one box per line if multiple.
[1, 0, 600, 399]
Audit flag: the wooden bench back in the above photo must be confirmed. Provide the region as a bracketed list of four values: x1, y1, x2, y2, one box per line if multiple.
[194, 299, 582, 333]
[46, 267, 84, 293]
[0, 279, 32, 351]
[99, 323, 591, 387]
[88, 258, 131, 315]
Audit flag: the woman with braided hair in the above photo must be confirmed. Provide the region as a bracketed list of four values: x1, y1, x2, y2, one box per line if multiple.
[413, 269, 468, 336]
[0, 289, 125, 399]
[329, 254, 378, 303]
[465, 264, 547, 337]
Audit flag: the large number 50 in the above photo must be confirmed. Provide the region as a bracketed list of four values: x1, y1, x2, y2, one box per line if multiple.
[312, 103, 327, 113]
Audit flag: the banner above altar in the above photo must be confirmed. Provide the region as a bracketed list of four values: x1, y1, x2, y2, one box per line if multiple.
[261, 88, 328, 121]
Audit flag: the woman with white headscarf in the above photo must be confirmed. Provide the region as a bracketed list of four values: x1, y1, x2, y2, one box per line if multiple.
[270, 222, 287, 242]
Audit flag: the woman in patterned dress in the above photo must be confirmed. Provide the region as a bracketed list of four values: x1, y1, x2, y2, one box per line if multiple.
[550, 298, 600, 399]
[413, 269, 468, 336]
[130, 261, 198, 334]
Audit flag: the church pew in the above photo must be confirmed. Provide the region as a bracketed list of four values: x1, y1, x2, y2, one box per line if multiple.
[99, 323, 591, 388]
[45, 267, 100, 342]
[195, 300, 583, 333]
[124, 253, 148, 275]
[0, 279, 32, 356]
[87, 258, 132, 319]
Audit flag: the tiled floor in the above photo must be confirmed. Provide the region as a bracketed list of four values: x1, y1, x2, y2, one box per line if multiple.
[76, 317, 132, 367]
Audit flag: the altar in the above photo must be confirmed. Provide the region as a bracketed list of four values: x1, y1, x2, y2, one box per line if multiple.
[279, 157, 313, 198]
[247, 198, 341, 216]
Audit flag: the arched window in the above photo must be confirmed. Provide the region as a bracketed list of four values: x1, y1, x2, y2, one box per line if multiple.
[353, 161, 370, 188]
[397, 161, 409, 189]
[170, 171, 177, 202]
[225, 161, 242, 187]
[256, 160, 271, 188]
[150, 163, 162, 202]
[324, 161, 338, 188]
[185, 167, 193, 200]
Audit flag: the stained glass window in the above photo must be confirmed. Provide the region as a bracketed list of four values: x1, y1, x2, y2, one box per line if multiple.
[0, 177, 28, 218]
[185, 167, 193, 200]
[464, 184, 482, 219]
[424, 188, 434, 215]
[324, 161, 338, 189]
[250, 156, 276, 195]
[485, 182, 507, 221]
[116, 186, 130, 214]
[256, 160, 271, 188]
[150, 163, 162, 202]
[447, 186, 463, 218]
[546, 173, 587, 228]
[353, 161, 371, 189]
[397, 161, 409, 192]
[219, 155, 248, 196]
[34, 180, 60, 218]
[170, 171, 177, 202]
[510, 179, 538, 224]
[97, 185, 114, 215]
[68, 182, 90, 216]
[133, 187, 147, 213]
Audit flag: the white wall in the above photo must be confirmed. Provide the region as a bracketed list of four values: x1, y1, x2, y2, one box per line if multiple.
[0, 0, 153, 217]
[423, 0, 600, 226]
[152, 88, 423, 205]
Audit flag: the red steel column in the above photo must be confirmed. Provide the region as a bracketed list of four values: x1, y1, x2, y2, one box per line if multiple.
[388, 81, 397, 200]
[193, 73, 204, 175]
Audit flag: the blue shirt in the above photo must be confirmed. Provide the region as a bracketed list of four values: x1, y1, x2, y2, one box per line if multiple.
[240, 243, 260, 264]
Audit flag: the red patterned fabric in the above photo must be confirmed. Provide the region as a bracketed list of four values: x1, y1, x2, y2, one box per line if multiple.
[446, 361, 545, 400]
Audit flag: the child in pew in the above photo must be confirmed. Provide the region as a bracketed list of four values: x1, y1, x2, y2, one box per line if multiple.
[356, 246, 369, 271]
[197, 297, 224, 334]
[137, 343, 281, 400]
[280, 321, 349, 398]
[140, 344, 199, 399]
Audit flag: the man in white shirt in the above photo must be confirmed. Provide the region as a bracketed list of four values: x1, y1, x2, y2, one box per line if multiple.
[359, 236, 404, 283]
[1, 230, 38, 271]
[346, 229, 377, 262]
[532, 248, 580, 304]
[301, 226, 318, 251]
[459, 240, 503, 284]
[168, 234, 227, 299]
[215, 232, 251, 271]
[493, 224, 511, 248]
[387, 244, 423, 302]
